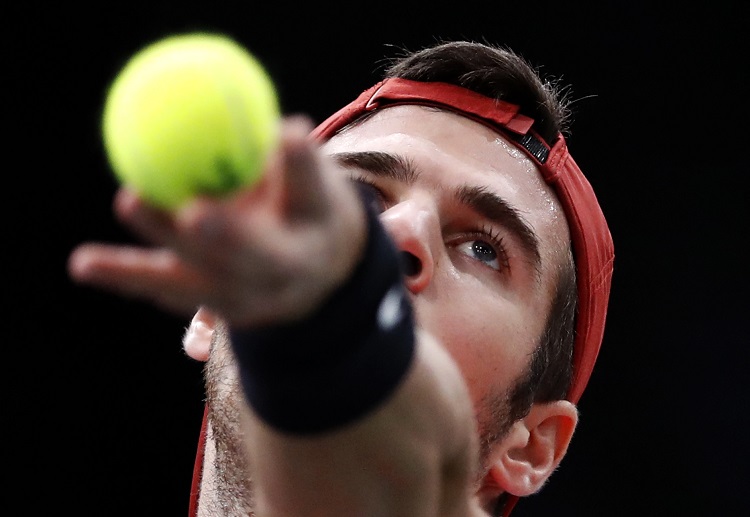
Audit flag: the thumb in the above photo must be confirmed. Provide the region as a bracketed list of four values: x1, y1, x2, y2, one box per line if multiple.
[277, 115, 331, 221]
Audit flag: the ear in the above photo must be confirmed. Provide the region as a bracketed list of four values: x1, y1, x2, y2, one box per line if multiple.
[482, 401, 578, 498]
[182, 306, 218, 362]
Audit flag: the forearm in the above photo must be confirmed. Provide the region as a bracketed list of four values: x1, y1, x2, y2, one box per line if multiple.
[236, 333, 479, 517]
[228, 204, 413, 434]
[228, 208, 480, 516]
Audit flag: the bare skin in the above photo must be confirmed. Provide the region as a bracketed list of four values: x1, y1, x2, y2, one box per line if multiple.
[69, 116, 366, 328]
[69, 107, 577, 516]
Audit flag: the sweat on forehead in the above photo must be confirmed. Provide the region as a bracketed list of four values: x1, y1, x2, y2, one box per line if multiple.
[311, 78, 614, 405]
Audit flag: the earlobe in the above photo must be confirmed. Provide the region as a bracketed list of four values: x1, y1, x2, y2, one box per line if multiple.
[482, 401, 578, 498]
[182, 306, 218, 362]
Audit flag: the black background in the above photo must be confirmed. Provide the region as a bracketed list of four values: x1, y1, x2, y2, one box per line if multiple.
[8, 2, 747, 515]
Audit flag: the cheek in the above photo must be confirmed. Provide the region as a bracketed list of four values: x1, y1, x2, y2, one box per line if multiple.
[413, 289, 533, 404]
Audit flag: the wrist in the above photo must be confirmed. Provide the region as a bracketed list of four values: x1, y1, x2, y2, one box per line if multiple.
[229, 204, 415, 434]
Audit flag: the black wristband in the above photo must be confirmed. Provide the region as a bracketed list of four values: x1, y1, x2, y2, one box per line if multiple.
[229, 204, 415, 435]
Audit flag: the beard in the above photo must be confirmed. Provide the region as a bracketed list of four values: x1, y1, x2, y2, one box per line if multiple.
[201, 323, 256, 516]
[476, 387, 515, 475]
[201, 322, 517, 515]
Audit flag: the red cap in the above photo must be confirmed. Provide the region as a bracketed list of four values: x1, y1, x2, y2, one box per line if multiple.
[190, 78, 614, 517]
[311, 78, 615, 516]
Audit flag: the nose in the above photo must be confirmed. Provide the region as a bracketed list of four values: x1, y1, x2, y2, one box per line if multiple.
[379, 197, 439, 295]
[400, 250, 422, 277]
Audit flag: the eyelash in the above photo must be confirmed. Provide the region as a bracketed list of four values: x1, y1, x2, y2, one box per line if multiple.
[464, 224, 510, 272]
[349, 175, 388, 213]
[349, 176, 510, 273]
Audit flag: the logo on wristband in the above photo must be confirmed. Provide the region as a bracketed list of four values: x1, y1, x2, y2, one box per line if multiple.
[377, 286, 405, 331]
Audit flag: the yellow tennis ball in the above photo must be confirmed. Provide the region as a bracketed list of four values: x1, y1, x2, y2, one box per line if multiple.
[101, 32, 280, 209]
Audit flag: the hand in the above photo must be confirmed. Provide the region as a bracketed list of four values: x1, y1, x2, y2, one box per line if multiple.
[67, 115, 367, 328]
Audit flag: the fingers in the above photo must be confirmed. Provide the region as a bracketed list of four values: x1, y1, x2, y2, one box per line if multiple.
[278, 115, 328, 220]
[112, 178, 264, 277]
[160, 116, 337, 273]
[67, 243, 210, 315]
[114, 183, 251, 258]
[67, 115, 363, 325]
[111, 116, 324, 263]
[112, 188, 178, 245]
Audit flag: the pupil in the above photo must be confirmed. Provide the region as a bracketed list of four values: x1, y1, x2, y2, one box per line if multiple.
[473, 242, 495, 259]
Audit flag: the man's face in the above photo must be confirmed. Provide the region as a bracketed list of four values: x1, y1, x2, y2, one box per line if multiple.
[199, 106, 571, 513]
[320, 106, 571, 444]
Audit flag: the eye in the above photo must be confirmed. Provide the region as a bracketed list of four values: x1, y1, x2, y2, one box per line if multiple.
[349, 176, 387, 214]
[454, 227, 509, 272]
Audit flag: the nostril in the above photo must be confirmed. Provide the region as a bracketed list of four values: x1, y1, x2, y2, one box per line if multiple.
[400, 251, 422, 277]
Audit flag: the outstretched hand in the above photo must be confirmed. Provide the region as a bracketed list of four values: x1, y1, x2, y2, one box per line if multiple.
[67, 115, 367, 329]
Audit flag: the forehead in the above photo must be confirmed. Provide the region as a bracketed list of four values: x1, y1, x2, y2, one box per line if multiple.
[322, 105, 570, 261]
[324, 106, 549, 197]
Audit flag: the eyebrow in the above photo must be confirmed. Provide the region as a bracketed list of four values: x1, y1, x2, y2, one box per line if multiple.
[331, 151, 541, 274]
[457, 185, 541, 275]
[333, 150, 419, 184]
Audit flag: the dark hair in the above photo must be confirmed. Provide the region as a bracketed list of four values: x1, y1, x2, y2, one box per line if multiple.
[384, 41, 578, 421]
[383, 40, 573, 145]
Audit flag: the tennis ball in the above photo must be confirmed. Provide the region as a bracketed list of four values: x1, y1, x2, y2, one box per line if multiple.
[101, 32, 280, 209]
